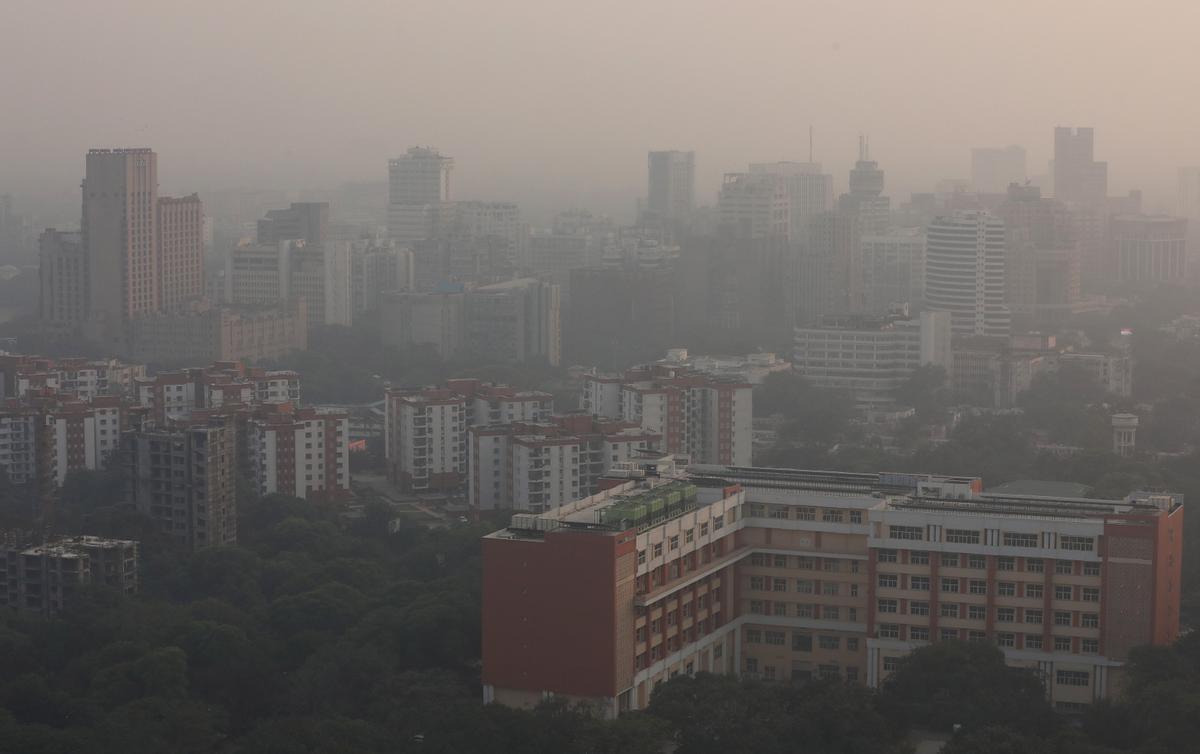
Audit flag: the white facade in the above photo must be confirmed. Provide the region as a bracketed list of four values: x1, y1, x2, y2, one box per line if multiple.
[385, 393, 468, 491]
[717, 173, 790, 240]
[647, 150, 695, 223]
[748, 162, 833, 239]
[925, 211, 1011, 337]
[793, 311, 952, 404]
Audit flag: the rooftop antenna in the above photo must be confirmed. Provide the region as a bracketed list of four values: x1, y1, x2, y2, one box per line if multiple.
[809, 125, 814, 163]
[858, 134, 867, 161]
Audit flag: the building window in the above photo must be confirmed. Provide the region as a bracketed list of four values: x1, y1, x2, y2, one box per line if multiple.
[822, 581, 839, 596]
[793, 632, 812, 651]
[940, 628, 959, 641]
[1054, 636, 1072, 652]
[998, 582, 1016, 597]
[1025, 583, 1043, 598]
[1082, 613, 1099, 629]
[1061, 536, 1094, 552]
[824, 606, 840, 620]
[945, 528, 980, 544]
[940, 603, 959, 618]
[941, 553, 959, 567]
[997, 633, 1015, 648]
[700, 522, 709, 536]
[746, 629, 762, 644]
[889, 525, 923, 541]
[796, 507, 816, 521]
[653, 543, 663, 557]
[685, 529, 694, 543]
[796, 579, 814, 594]
[878, 574, 898, 588]
[968, 555, 986, 569]
[1026, 558, 1045, 573]
[637, 550, 646, 565]
[1055, 586, 1073, 601]
[877, 549, 898, 563]
[774, 578, 788, 592]
[823, 560, 840, 573]
[850, 511, 863, 524]
[997, 557, 1015, 571]
[1083, 562, 1101, 576]
[1082, 588, 1100, 602]
[878, 624, 899, 639]
[713, 515, 724, 530]
[1003, 533, 1039, 548]
[1082, 639, 1099, 654]
[941, 578, 960, 593]
[910, 551, 930, 565]
[822, 508, 844, 523]
[997, 607, 1016, 623]
[1054, 611, 1072, 627]
[968, 605, 986, 621]
[797, 604, 815, 618]
[774, 602, 789, 617]
[797, 557, 816, 570]
[846, 638, 859, 651]
[911, 576, 930, 591]
[765, 631, 786, 646]
[878, 599, 898, 614]
[883, 656, 898, 672]
[750, 576, 767, 591]
[969, 580, 987, 595]
[818, 635, 840, 650]
[773, 555, 788, 568]
[769, 505, 789, 519]
[910, 627, 930, 641]
[910, 601, 930, 616]
[744, 658, 758, 674]
[1025, 609, 1043, 625]
[1054, 560, 1073, 575]
[1025, 634, 1043, 649]
[669, 535, 679, 551]
[750, 601, 766, 615]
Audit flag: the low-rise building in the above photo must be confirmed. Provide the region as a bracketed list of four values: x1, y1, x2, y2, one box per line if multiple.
[0, 535, 138, 616]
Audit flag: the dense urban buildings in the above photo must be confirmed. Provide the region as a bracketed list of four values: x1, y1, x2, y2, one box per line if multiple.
[581, 364, 752, 466]
[482, 461, 1183, 715]
[1109, 214, 1188, 285]
[748, 161, 834, 240]
[646, 150, 695, 228]
[1053, 127, 1108, 205]
[925, 211, 1011, 337]
[37, 229, 86, 333]
[388, 146, 454, 242]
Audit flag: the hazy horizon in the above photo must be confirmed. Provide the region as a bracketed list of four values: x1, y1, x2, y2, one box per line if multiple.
[6, 0, 1200, 222]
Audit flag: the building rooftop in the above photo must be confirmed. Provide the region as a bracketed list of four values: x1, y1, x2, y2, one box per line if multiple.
[986, 479, 1091, 499]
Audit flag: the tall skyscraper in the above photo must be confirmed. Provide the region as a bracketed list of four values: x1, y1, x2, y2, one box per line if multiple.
[838, 137, 890, 233]
[925, 211, 1010, 337]
[83, 148, 159, 333]
[971, 145, 1026, 194]
[156, 194, 205, 310]
[647, 150, 695, 225]
[257, 202, 330, 246]
[1053, 127, 1107, 205]
[795, 211, 861, 325]
[748, 161, 833, 239]
[716, 173, 790, 240]
[37, 229, 87, 333]
[388, 147, 454, 242]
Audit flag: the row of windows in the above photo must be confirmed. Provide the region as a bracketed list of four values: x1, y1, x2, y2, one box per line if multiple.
[877, 550, 1100, 576]
[888, 525, 1095, 553]
[878, 599, 1100, 627]
[746, 503, 864, 524]
[877, 625, 1100, 655]
[749, 576, 860, 597]
[878, 573, 1100, 601]
[638, 516, 728, 563]
[748, 600, 859, 622]
[747, 553, 863, 573]
[745, 629, 860, 653]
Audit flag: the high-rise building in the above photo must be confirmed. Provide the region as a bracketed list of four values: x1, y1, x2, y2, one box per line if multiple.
[971, 146, 1027, 194]
[1110, 214, 1188, 285]
[37, 229, 87, 333]
[464, 278, 561, 367]
[124, 422, 238, 549]
[839, 137, 890, 234]
[861, 228, 926, 315]
[388, 147, 454, 241]
[925, 211, 1010, 337]
[996, 185, 1079, 328]
[717, 173, 790, 240]
[247, 405, 350, 500]
[748, 162, 833, 240]
[795, 211, 862, 325]
[581, 365, 752, 466]
[225, 239, 351, 328]
[647, 150, 695, 224]
[350, 240, 414, 315]
[482, 463, 1183, 715]
[83, 148, 159, 337]
[256, 202, 330, 247]
[1053, 127, 1108, 205]
[156, 194, 205, 310]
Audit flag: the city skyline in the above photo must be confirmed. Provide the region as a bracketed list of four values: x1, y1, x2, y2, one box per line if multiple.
[4, 1, 1200, 220]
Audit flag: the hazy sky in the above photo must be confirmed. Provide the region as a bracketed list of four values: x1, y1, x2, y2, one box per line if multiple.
[5, 0, 1200, 221]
